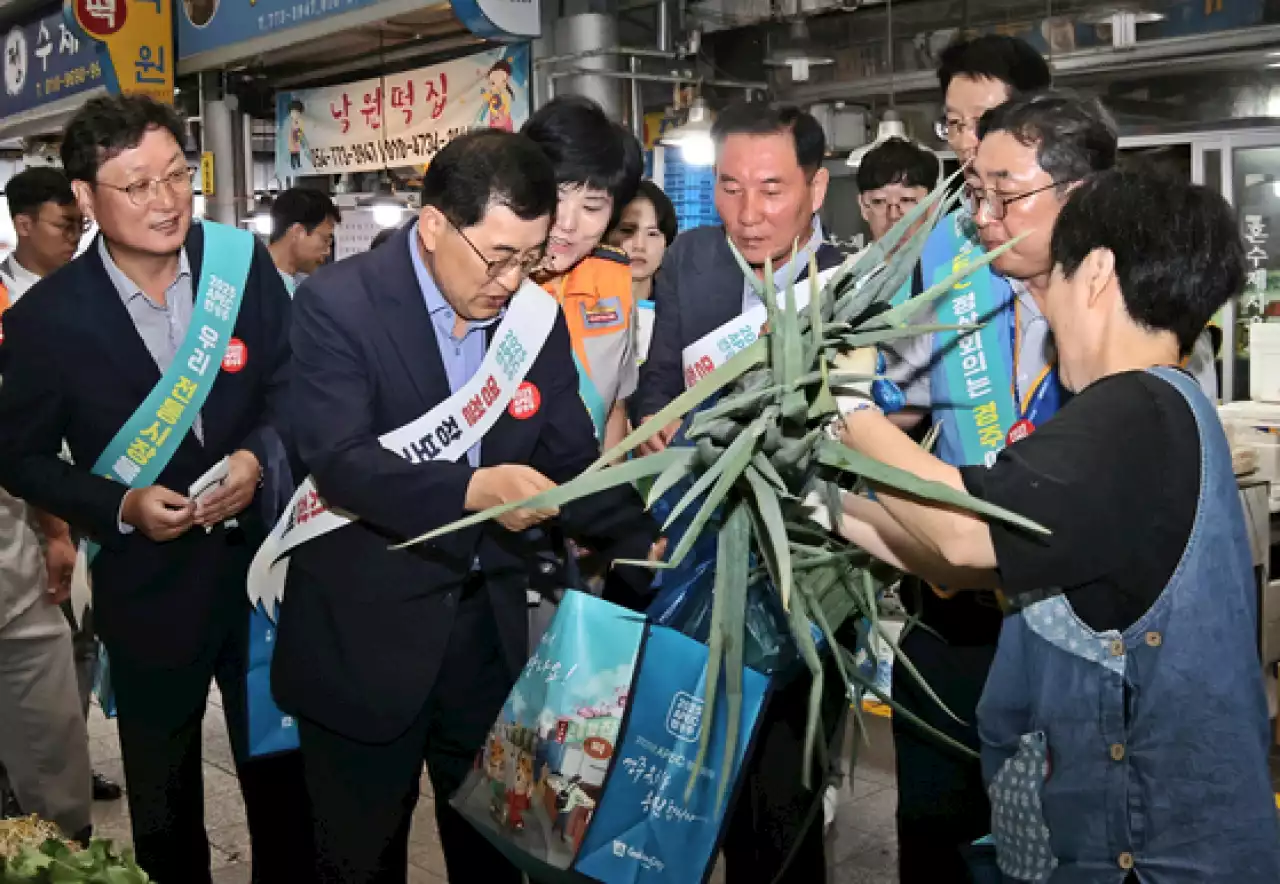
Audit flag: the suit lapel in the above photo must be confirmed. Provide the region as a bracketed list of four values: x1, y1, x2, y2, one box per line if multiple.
[368, 227, 452, 411]
[77, 237, 165, 400]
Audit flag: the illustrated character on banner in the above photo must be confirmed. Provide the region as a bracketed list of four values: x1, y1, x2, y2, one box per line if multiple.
[486, 733, 508, 822]
[507, 751, 534, 831]
[482, 59, 516, 132]
[287, 99, 307, 171]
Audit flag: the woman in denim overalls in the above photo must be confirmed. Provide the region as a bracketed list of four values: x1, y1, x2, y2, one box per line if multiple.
[833, 169, 1280, 882]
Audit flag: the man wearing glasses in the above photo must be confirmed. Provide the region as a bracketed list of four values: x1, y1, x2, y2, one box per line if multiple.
[271, 129, 659, 883]
[854, 137, 941, 304]
[0, 95, 308, 882]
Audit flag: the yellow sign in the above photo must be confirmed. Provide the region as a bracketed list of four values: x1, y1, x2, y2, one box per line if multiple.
[642, 111, 681, 150]
[69, 0, 175, 105]
[200, 153, 215, 197]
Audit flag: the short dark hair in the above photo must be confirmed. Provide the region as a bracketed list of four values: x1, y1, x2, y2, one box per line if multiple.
[421, 129, 557, 229]
[711, 102, 826, 177]
[270, 188, 341, 243]
[6, 167, 74, 220]
[855, 138, 940, 194]
[937, 35, 1052, 97]
[979, 90, 1118, 186]
[1052, 170, 1243, 356]
[61, 94, 186, 185]
[521, 96, 643, 222]
[627, 180, 678, 245]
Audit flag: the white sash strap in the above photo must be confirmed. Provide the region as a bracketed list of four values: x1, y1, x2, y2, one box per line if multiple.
[679, 264, 844, 388]
[247, 282, 561, 617]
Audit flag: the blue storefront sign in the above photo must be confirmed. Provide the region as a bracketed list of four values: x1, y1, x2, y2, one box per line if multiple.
[1, 7, 109, 118]
[179, 0, 386, 60]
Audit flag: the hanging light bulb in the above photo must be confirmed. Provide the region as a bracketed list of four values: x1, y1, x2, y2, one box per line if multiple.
[359, 172, 409, 228]
[845, 110, 910, 168]
[660, 97, 715, 167]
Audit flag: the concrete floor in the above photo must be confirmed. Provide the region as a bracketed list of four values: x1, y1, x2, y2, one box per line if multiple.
[86, 693, 904, 883]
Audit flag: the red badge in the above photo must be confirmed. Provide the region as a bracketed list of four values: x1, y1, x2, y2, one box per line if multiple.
[1006, 419, 1035, 446]
[222, 338, 248, 373]
[508, 382, 541, 419]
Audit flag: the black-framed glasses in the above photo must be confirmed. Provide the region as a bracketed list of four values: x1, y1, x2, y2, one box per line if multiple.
[963, 180, 1068, 221]
[861, 193, 921, 215]
[98, 167, 195, 208]
[451, 221, 545, 280]
[40, 214, 90, 239]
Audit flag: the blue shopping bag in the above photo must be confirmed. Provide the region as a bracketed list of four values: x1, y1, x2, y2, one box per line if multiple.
[453, 591, 769, 884]
[246, 601, 298, 758]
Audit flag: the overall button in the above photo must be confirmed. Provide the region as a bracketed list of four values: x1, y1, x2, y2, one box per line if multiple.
[1109, 639, 1126, 657]
[1118, 853, 1135, 870]
[1110, 743, 1126, 762]
[1145, 631, 1162, 647]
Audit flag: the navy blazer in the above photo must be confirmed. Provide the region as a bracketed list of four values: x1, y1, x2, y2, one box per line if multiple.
[0, 223, 292, 668]
[271, 225, 657, 744]
[632, 225, 845, 420]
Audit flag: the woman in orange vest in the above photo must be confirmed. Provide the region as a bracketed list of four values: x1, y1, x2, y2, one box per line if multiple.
[522, 96, 644, 452]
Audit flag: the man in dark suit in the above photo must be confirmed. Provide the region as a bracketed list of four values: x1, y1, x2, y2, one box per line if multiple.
[272, 129, 660, 884]
[632, 102, 848, 883]
[0, 95, 310, 883]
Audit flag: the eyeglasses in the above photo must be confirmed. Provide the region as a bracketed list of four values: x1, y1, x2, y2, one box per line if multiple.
[98, 167, 195, 208]
[963, 180, 1068, 221]
[40, 215, 90, 239]
[861, 194, 920, 215]
[451, 221, 545, 280]
[935, 114, 982, 141]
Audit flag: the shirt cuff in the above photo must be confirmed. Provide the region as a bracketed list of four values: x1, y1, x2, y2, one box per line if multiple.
[117, 494, 134, 535]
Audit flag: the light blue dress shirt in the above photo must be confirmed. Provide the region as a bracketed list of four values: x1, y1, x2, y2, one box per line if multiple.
[407, 223, 500, 468]
[740, 218, 826, 314]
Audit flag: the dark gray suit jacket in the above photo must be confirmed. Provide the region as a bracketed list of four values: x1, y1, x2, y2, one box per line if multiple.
[633, 225, 845, 419]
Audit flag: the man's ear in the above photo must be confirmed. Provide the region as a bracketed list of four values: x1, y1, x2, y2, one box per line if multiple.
[12, 213, 33, 238]
[71, 181, 95, 225]
[418, 205, 445, 252]
[858, 196, 872, 225]
[809, 166, 830, 215]
[1083, 247, 1117, 309]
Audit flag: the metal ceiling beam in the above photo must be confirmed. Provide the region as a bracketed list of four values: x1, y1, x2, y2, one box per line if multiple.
[780, 24, 1280, 104]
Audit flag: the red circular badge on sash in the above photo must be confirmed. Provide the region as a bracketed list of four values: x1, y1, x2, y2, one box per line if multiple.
[222, 338, 248, 373]
[1006, 419, 1035, 446]
[508, 382, 541, 419]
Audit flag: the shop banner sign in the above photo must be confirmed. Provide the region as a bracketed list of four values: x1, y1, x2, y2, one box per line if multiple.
[275, 44, 530, 177]
[2, 0, 172, 119]
[180, 0, 388, 61]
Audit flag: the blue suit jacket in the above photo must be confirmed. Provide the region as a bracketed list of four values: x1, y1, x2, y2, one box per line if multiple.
[271, 225, 657, 743]
[0, 223, 293, 668]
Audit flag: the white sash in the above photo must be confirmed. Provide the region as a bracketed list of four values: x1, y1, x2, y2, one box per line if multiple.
[247, 282, 561, 617]
[679, 263, 844, 388]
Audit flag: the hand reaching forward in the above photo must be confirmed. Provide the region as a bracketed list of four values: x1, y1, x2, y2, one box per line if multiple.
[465, 465, 559, 532]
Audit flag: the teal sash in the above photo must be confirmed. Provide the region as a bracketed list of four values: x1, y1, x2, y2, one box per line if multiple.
[87, 222, 255, 559]
[923, 212, 1018, 468]
[572, 351, 610, 440]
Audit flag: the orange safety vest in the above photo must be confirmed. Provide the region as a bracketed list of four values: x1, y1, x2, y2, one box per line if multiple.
[0, 278, 10, 345]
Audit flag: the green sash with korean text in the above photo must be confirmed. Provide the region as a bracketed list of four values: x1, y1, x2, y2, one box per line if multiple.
[85, 221, 253, 560]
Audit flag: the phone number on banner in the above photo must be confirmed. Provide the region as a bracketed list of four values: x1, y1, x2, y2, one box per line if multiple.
[308, 127, 473, 170]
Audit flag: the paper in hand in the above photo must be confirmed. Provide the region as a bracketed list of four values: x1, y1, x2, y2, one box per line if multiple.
[189, 456, 231, 506]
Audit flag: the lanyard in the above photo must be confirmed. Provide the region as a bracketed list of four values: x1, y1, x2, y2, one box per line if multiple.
[1009, 298, 1055, 423]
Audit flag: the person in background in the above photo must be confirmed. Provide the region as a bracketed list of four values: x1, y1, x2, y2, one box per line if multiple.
[272, 129, 660, 884]
[631, 102, 845, 884]
[523, 95, 644, 451]
[0, 95, 310, 883]
[267, 187, 341, 294]
[835, 170, 1280, 884]
[608, 179, 676, 365]
[856, 138, 940, 248]
[0, 166, 96, 841]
